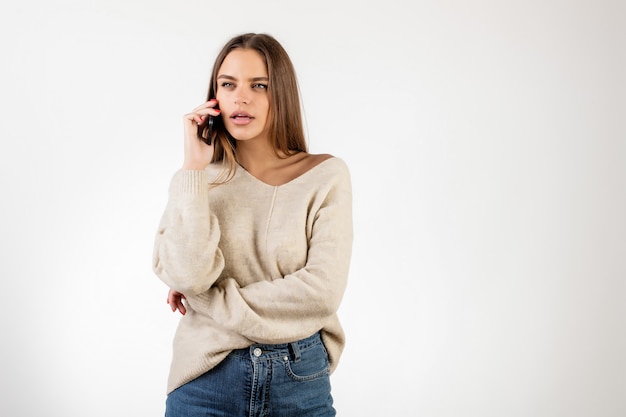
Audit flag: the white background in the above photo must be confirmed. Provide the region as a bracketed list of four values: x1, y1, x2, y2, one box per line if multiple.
[1, 0, 624, 416]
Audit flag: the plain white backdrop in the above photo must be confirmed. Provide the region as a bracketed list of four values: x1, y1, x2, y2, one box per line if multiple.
[1, 0, 624, 416]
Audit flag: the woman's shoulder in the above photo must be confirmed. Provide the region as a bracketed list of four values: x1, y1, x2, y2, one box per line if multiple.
[294, 152, 349, 177]
[297, 152, 333, 171]
[287, 153, 349, 188]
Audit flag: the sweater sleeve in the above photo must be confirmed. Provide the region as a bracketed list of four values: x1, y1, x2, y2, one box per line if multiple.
[185, 162, 353, 344]
[152, 169, 225, 295]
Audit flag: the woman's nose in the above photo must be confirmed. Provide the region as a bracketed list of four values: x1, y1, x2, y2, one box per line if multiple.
[233, 88, 250, 105]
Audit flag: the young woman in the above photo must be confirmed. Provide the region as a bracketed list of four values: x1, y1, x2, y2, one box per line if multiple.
[152, 33, 353, 416]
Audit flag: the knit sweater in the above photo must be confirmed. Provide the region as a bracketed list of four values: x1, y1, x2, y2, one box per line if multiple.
[152, 156, 353, 394]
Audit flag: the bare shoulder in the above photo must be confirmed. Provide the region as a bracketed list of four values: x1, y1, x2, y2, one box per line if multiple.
[299, 153, 334, 170]
[263, 153, 339, 186]
[287, 152, 334, 175]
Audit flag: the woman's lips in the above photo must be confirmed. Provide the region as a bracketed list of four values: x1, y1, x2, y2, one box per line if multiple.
[230, 112, 254, 126]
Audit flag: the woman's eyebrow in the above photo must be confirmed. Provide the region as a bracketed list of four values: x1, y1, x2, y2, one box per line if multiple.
[217, 74, 269, 82]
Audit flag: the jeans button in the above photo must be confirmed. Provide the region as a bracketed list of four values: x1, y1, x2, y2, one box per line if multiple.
[253, 348, 262, 357]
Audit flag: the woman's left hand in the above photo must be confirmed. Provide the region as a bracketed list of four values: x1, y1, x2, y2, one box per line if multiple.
[167, 289, 187, 315]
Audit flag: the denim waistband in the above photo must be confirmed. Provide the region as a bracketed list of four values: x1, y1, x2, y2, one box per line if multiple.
[231, 332, 322, 361]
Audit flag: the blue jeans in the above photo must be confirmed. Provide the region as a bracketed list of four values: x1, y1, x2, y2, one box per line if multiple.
[165, 332, 336, 417]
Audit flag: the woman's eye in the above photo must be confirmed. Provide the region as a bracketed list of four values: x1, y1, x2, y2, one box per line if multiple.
[253, 83, 268, 90]
[221, 82, 234, 88]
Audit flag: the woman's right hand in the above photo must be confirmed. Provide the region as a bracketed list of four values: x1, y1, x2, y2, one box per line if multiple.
[167, 289, 187, 315]
[182, 100, 221, 170]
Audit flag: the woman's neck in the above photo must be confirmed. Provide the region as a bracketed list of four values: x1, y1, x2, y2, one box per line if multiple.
[235, 140, 309, 186]
[235, 140, 293, 172]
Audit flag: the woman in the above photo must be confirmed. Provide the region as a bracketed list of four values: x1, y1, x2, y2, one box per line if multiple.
[153, 33, 353, 416]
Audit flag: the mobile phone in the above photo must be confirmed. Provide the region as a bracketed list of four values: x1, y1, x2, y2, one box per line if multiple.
[197, 115, 214, 146]
[197, 100, 219, 145]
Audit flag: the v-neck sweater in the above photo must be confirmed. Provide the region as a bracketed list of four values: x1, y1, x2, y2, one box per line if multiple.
[153, 157, 353, 394]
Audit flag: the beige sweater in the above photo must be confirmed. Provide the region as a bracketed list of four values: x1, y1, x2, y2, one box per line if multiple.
[153, 156, 353, 394]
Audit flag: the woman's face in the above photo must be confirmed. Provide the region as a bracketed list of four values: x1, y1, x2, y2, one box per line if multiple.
[216, 48, 270, 143]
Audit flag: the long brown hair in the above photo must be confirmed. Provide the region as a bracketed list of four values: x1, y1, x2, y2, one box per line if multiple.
[204, 33, 307, 182]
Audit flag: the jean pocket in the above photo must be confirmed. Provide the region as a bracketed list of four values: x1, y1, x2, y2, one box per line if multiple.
[282, 343, 330, 382]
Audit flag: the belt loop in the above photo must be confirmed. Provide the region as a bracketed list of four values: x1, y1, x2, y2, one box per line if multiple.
[289, 341, 301, 363]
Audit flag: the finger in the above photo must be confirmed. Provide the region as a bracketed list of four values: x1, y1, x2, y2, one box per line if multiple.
[170, 297, 181, 313]
[167, 296, 177, 312]
[185, 109, 221, 127]
[192, 99, 219, 112]
[167, 290, 177, 304]
[184, 112, 205, 125]
[167, 290, 187, 314]
[176, 300, 186, 315]
[193, 108, 222, 119]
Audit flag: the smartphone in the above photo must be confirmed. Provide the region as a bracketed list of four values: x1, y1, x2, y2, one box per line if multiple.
[197, 115, 214, 146]
[197, 100, 219, 145]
